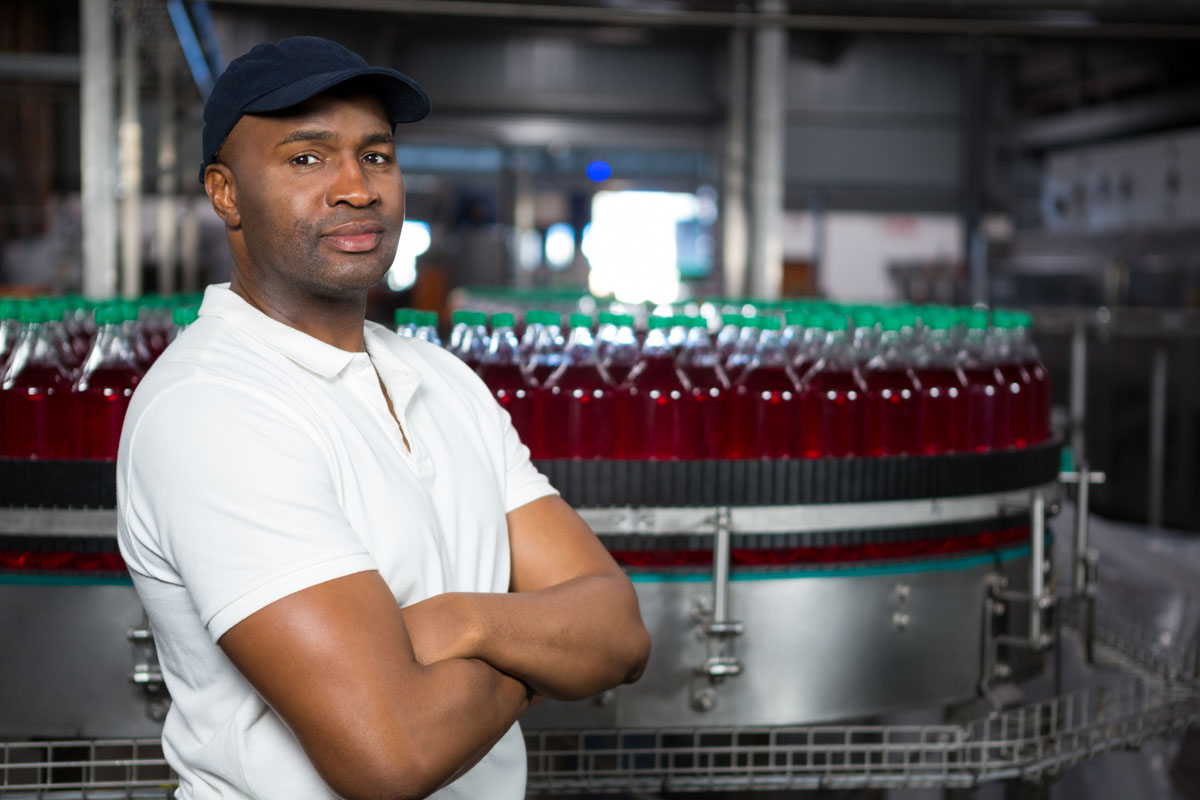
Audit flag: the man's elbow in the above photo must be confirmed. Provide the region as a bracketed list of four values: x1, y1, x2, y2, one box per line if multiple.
[318, 737, 443, 800]
[620, 618, 652, 684]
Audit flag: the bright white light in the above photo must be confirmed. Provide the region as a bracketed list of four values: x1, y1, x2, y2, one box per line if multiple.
[387, 220, 431, 291]
[517, 229, 543, 272]
[583, 191, 699, 305]
[544, 223, 576, 270]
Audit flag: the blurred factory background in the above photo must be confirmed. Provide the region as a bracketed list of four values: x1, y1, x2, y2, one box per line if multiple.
[4, 0, 1200, 531]
[2, 3, 1200, 798]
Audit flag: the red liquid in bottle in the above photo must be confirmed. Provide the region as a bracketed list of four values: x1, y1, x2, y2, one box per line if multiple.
[799, 369, 866, 458]
[73, 364, 141, 460]
[997, 363, 1033, 448]
[622, 355, 696, 459]
[605, 363, 634, 388]
[544, 364, 615, 458]
[863, 367, 922, 456]
[728, 365, 800, 459]
[530, 363, 558, 388]
[478, 362, 542, 457]
[3, 363, 74, 459]
[1026, 359, 1052, 443]
[914, 366, 969, 454]
[962, 365, 1010, 452]
[683, 363, 730, 459]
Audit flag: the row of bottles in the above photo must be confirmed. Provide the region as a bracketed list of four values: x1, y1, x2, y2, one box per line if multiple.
[415, 305, 1052, 461]
[0, 298, 200, 461]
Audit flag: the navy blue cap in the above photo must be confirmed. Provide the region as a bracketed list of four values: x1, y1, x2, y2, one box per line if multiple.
[199, 36, 430, 184]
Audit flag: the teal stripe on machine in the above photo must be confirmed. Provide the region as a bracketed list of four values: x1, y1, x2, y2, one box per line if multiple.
[628, 538, 1042, 584]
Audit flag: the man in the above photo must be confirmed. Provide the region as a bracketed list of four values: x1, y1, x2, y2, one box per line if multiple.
[117, 36, 650, 800]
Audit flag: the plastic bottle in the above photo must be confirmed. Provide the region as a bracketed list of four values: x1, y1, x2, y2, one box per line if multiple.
[394, 309, 417, 337]
[959, 310, 1010, 452]
[168, 305, 200, 347]
[667, 315, 690, 355]
[1010, 311, 1052, 443]
[526, 311, 565, 387]
[72, 305, 145, 460]
[543, 313, 615, 458]
[862, 314, 923, 456]
[990, 311, 1035, 448]
[477, 312, 541, 457]
[0, 300, 20, 368]
[620, 316, 696, 459]
[728, 317, 800, 458]
[799, 313, 868, 458]
[679, 315, 730, 459]
[414, 311, 443, 347]
[600, 313, 640, 388]
[912, 310, 970, 455]
[450, 310, 489, 368]
[715, 312, 743, 361]
[63, 299, 96, 368]
[448, 309, 470, 353]
[0, 303, 74, 459]
[118, 301, 156, 372]
[723, 316, 758, 385]
[594, 312, 618, 364]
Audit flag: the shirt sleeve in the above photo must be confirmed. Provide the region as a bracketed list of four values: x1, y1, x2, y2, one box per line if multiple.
[494, 396, 559, 514]
[120, 378, 377, 642]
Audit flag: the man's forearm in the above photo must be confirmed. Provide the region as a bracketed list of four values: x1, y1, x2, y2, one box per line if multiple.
[408, 576, 650, 701]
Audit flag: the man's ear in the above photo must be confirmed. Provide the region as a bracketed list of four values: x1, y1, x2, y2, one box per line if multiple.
[204, 163, 241, 229]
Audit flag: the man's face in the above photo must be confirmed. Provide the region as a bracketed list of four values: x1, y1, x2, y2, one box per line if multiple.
[211, 91, 404, 300]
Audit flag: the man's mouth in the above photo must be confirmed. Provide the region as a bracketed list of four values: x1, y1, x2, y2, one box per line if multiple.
[322, 222, 384, 253]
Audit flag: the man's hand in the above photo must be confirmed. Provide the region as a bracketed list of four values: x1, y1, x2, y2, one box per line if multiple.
[401, 495, 651, 701]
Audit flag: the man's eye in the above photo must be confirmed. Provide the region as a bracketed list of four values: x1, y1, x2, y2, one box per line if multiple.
[291, 154, 318, 166]
[364, 152, 391, 165]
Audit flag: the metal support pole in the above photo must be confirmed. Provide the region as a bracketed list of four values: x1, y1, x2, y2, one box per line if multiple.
[721, 26, 749, 299]
[1148, 346, 1168, 528]
[80, 0, 117, 299]
[156, 53, 179, 295]
[712, 506, 733, 626]
[1029, 491, 1046, 649]
[119, 0, 143, 298]
[747, 0, 786, 300]
[1073, 464, 1090, 595]
[1069, 320, 1088, 465]
[962, 38, 989, 306]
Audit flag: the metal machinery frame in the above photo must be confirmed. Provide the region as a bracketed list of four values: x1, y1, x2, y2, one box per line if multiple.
[1, 455, 1196, 797]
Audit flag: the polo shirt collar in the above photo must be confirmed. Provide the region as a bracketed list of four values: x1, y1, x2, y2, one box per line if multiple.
[364, 322, 422, 416]
[197, 283, 361, 379]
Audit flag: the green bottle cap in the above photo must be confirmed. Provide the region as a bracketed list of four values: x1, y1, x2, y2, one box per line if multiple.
[491, 312, 515, 328]
[784, 309, 807, 327]
[647, 316, 671, 330]
[568, 313, 592, 329]
[759, 316, 782, 331]
[394, 309, 413, 327]
[967, 310, 990, 330]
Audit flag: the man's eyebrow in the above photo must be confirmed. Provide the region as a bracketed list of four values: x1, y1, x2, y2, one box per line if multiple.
[362, 132, 395, 148]
[274, 129, 335, 149]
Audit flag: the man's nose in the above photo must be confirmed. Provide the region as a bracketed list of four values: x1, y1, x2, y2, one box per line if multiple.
[325, 158, 379, 207]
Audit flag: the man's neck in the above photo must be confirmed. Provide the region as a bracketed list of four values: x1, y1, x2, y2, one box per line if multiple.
[230, 273, 368, 352]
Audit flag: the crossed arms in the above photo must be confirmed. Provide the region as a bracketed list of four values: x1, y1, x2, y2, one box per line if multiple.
[218, 494, 652, 800]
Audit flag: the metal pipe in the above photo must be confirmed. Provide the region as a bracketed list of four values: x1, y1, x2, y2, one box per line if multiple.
[119, 0, 143, 298]
[720, 27, 748, 299]
[1069, 320, 1088, 466]
[1148, 346, 1168, 528]
[747, 0, 786, 300]
[712, 506, 732, 625]
[215, 0, 1200, 39]
[80, 0, 117, 299]
[156, 53, 179, 295]
[1029, 491, 1046, 648]
[1073, 465, 1090, 595]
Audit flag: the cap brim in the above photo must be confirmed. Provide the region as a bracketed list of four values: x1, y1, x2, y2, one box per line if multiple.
[243, 66, 430, 124]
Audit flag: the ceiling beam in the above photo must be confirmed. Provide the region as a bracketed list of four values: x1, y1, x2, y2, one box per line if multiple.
[213, 0, 1200, 39]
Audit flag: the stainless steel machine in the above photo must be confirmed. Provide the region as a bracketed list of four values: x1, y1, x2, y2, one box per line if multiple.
[0, 445, 1197, 796]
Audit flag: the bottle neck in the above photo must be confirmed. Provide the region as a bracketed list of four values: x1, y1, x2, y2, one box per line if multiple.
[752, 328, 789, 368]
[79, 322, 142, 375]
[642, 327, 673, 358]
[483, 326, 520, 364]
[564, 326, 598, 364]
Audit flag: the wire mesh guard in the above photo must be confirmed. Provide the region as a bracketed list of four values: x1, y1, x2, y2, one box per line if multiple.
[1, 619, 1197, 797]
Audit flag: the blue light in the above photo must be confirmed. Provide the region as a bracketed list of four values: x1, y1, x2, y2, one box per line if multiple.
[586, 160, 613, 182]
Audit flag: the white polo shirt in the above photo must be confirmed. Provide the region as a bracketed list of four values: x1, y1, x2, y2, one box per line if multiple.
[117, 283, 556, 800]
